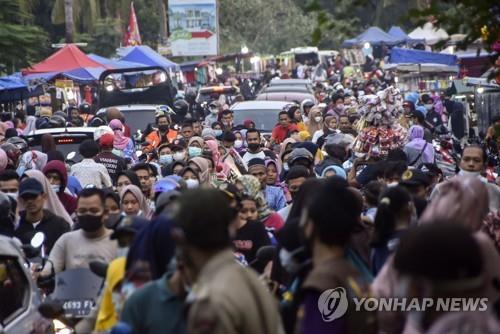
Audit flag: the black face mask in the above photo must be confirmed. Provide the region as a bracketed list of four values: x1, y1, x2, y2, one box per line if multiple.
[247, 143, 260, 152]
[158, 124, 169, 132]
[78, 215, 103, 232]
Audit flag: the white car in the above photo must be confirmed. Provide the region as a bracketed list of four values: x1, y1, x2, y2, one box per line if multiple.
[230, 100, 294, 133]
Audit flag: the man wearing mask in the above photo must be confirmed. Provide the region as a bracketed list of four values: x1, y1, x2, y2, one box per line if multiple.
[421, 94, 442, 131]
[43, 160, 77, 215]
[220, 109, 234, 130]
[431, 144, 500, 210]
[14, 178, 70, 253]
[278, 166, 310, 220]
[173, 189, 284, 334]
[241, 129, 276, 164]
[0, 169, 19, 201]
[204, 101, 221, 127]
[41, 188, 117, 275]
[144, 111, 176, 153]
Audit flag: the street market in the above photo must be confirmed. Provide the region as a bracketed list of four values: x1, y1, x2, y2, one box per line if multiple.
[0, 1, 499, 333]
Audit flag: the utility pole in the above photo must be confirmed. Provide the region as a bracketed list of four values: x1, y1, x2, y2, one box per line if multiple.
[158, 0, 168, 45]
[64, 0, 74, 43]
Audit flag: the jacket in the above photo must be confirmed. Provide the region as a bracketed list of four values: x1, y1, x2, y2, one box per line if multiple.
[15, 209, 70, 253]
[144, 129, 178, 153]
[43, 160, 77, 215]
[187, 249, 284, 334]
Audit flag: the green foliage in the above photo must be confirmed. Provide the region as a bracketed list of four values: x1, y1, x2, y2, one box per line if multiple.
[0, 0, 49, 73]
[218, 0, 315, 55]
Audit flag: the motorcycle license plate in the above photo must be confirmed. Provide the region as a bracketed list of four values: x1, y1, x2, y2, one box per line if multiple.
[62, 299, 94, 317]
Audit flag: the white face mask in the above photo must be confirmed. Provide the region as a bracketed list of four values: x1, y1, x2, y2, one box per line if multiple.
[314, 116, 323, 123]
[424, 104, 433, 111]
[458, 170, 481, 178]
[279, 248, 301, 274]
[112, 149, 123, 157]
[283, 163, 289, 171]
[51, 184, 60, 193]
[173, 151, 185, 161]
[185, 179, 199, 189]
[234, 140, 243, 149]
[210, 107, 219, 114]
[117, 246, 129, 258]
[159, 154, 173, 165]
[6, 192, 18, 201]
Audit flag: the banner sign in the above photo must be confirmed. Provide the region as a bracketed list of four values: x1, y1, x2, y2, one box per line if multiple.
[168, 0, 218, 56]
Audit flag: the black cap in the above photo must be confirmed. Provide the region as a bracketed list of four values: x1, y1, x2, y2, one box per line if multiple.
[247, 158, 266, 168]
[399, 169, 431, 187]
[19, 178, 44, 197]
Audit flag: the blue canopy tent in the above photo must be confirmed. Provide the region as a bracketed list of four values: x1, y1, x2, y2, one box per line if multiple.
[389, 47, 457, 66]
[387, 26, 424, 44]
[88, 54, 145, 69]
[119, 46, 180, 71]
[342, 27, 404, 47]
[62, 67, 106, 83]
[0, 74, 29, 102]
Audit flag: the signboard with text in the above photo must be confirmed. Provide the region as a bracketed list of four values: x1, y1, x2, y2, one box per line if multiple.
[168, 0, 218, 56]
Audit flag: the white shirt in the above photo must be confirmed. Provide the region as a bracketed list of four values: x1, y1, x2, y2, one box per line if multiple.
[70, 159, 112, 189]
[242, 151, 266, 165]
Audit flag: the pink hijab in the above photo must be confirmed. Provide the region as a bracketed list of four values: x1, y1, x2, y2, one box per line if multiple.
[109, 119, 130, 150]
[422, 176, 490, 231]
[205, 139, 230, 177]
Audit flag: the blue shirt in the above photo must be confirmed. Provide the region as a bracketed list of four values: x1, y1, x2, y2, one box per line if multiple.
[265, 185, 286, 211]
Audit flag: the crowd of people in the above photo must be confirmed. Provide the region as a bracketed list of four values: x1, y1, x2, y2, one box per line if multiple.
[1, 66, 500, 334]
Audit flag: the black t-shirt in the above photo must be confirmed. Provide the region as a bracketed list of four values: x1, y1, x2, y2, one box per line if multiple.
[233, 220, 271, 263]
[95, 151, 127, 183]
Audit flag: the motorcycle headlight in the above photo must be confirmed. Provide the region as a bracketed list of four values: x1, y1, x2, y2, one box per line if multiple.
[53, 319, 74, 334]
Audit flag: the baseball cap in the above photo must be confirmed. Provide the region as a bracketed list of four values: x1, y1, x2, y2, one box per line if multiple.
[99, 133, 114, 147]
[19, 178, 44, 197]
[399, 169, 431, 187]
[287, 148, 313, 164]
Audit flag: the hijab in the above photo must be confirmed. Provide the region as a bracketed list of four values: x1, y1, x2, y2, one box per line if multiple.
[189, 157, 211, 185]
[405, 125, 434, 163]
[21, 170, 73, 225]
[120, 184, 151, 219]
[23, 116, 37, 136]
[306, 107, 323, 134]
[421, 176, 489, 231]
[205, 139, 230, 178]
[264, 158, 282, 185]
[238, 174, 273, 220]
[188, 136, 204, 148]
[17, 150, 48, 175]
[279, 138, 297, 159]
[109, 119, 130, 150]
[0, 148, 7, 173]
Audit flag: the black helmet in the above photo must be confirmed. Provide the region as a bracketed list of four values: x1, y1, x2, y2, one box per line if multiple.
[6, 136, 28, 153]
[0, 192, 13, 222]
[173, 99, 189, 117]
[184, 88, 197, 104]
[49, 115, 66, 128]
[79, 103, 91, 114]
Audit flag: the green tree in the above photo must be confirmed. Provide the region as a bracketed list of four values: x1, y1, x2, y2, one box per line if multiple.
[0, 0, 49, 73]
[218, 0, 315, 55]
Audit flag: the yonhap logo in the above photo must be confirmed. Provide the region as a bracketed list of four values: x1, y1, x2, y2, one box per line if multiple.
[317, 287, 349, 321]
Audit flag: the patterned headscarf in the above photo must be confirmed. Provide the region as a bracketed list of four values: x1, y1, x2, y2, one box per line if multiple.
[237, 174, 272, 220]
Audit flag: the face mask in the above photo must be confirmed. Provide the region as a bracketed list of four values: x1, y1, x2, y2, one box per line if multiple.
[328, 127, 336, 132]
[222, 121, 231, 127]
[117, 246, 129, 258]
[279, 248, 301, 274]
[159, 154, 173, 165]
[247, 143, 260, 152]
[173, 151, 185, 161]
[234, 140, 243, 149]
[424, 104, 433, 111]
[214, 129, 223, 137]
[336, 104, 344, 110]
[458, 170, 483, 179]
[106, 213, 122, 228]
[6, 192, 18, 202]
[283, 163, 289, 171]
[210, 107, 219, 114]
[314, 116, 323, 123]
[112, 149, 123, 157]
[78, 215, 103, 232]
[188, 146, 202, 157]
[111, 291, 125, 316]
[185, 179, 199, 189]
[51, 184, 60, 193]
[158, 124, 169, 132]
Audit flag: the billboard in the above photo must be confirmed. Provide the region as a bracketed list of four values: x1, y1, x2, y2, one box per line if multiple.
[168, 0, 218, 56]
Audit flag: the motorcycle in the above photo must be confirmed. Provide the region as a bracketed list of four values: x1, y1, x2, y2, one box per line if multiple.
[38, 268, 104, 333]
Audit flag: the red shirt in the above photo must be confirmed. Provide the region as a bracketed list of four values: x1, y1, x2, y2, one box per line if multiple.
[271, 123, 298, 144]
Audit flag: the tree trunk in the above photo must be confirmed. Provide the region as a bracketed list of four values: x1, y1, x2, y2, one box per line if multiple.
[158, 0, 168, 44]
[64, 0, 74, 43]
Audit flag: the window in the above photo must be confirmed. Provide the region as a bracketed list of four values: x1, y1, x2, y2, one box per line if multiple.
[0, 256, 29, 326]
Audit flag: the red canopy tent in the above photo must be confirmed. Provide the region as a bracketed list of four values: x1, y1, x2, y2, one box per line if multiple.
[22, 44, 106, 75]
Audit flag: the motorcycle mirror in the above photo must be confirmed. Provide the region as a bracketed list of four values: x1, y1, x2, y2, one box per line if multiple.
[136, 150, 143, 158]
[38, 300, 64, 319]
[66, 151, 76, 160]
[89, 261, 109, 278]
[31, 232, 45, 249]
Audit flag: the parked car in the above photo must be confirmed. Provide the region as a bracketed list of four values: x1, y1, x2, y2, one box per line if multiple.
[260, 85, 313, 94]
[268, 78, 312, 87]
[255, 92, 316, 104]
[25, 127, 97, 162]
[230, 100, 294, 133]
[0, 235, 48, 334]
